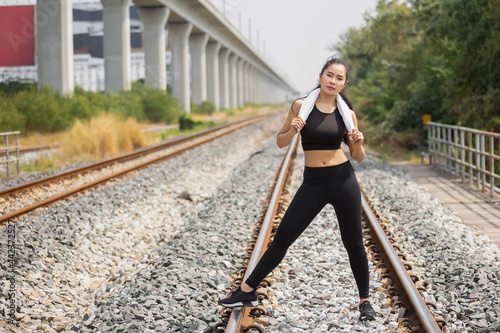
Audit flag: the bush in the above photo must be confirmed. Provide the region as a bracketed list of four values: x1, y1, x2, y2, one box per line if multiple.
[128, 82, 181, 123]
[199, 100, 216, 115]
[0, 81, 36, 96]
[61, 113, 148, 160]
[0, 98, 26, 132]
[115, 89, 146, 121]
[0, 81, 182, 136]
[66, 91, 101, 120]
[191, 101, 216, 115]
[12, 86, 72, 134]
[178, 114, 196, 131]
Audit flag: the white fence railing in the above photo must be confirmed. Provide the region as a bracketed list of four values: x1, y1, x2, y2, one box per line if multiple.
[427, 122, 500, 199]
[0, 131, 21, 178]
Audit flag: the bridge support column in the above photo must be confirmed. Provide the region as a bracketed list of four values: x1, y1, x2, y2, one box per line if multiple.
[102, 0, 131, 93]
[189, 33, 209, 104]
[206, 42, 221, 110]
[262, 77, 267, 103]
[169, 23, 193, 112]
[237, 58, 245, 108]
[264, 77, 270, 103]
[137, 6, 169, 90]
[36, 0, 74, 95]
[228, 53, 238, 109]
[218, 48, 230, 109]
[261, 74, 266, 103]
[253, 69, 260, 104]
[248, 67, 254, 103]
[243, 62, 250, 104]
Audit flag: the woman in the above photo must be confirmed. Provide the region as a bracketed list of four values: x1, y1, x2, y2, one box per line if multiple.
[219, 56, 376, 321]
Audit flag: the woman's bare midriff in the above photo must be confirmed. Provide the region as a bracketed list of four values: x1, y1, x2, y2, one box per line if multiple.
[304, 149, 348, 167]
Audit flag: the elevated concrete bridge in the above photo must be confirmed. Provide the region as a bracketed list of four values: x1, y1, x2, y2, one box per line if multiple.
[36, 0, 298, 112]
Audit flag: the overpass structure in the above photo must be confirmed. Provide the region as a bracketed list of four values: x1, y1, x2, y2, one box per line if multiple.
[36, 0, 298, 112]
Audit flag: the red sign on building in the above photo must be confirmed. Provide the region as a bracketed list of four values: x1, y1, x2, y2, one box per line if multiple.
[0, 6, 35, 67]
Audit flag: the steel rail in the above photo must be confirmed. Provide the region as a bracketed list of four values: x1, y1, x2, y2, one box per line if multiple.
[225, 135, 299, 333]
[0, 114, 272, 198]
[0, 113, 277, 224]
[361, 196, 442, 333]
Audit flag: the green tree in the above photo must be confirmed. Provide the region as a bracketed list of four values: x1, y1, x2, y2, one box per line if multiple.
[334, 0, 500, 145]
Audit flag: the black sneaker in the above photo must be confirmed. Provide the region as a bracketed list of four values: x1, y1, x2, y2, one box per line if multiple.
[218, 287, 258, 307]
[359, 301, 376, 321]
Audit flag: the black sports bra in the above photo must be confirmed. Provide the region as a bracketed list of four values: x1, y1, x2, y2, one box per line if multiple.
[300, 105, 346, 151]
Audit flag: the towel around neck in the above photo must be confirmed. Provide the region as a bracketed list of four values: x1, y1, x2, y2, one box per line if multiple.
[296, 88, 355, 133]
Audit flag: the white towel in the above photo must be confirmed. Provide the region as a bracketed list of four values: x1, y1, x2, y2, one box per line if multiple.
[296, 88, 355, 133]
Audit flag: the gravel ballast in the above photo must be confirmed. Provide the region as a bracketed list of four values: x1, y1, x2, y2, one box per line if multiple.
[1, 116, 499, 332]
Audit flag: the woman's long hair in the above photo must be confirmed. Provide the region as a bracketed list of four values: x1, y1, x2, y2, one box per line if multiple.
[315, 55, 354, 144]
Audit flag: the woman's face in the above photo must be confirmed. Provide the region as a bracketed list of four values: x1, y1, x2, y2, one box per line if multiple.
[319, 63, 348, 96]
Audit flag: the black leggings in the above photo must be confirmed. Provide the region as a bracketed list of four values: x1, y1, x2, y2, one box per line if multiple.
[245, 160, 370, 299]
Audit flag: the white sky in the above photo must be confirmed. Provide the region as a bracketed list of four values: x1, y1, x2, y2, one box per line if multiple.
[219, 0, 377, 95]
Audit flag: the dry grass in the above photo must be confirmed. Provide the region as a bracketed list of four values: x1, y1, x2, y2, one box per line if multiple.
[60, 113, 151, 163]
[17, 132, 66, 148]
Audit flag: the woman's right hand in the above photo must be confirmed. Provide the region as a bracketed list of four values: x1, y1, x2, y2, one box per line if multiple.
[291, 116, 306, 132]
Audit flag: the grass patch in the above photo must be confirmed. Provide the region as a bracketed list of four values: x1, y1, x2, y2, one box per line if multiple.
[148, 120, 221, 142]
[365, 143, 424, 164]
[364, 130, 426, 164]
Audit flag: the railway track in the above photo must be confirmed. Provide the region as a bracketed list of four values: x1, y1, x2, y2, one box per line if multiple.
[214, 136, 448, 332]
[0, 113, 275, 225]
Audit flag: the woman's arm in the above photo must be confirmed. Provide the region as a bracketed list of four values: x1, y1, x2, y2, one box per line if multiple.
[348, 111, 365, 163]
[276, 99, 305, 148]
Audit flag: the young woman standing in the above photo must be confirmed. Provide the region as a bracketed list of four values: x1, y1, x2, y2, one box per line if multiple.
[219, 56, 376, 321]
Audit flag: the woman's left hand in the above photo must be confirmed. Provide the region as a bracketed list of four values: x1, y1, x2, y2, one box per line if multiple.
[349, 127, 364, 147]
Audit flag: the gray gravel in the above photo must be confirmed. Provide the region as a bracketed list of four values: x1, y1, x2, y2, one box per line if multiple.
[1, 116, 499, 332]
[0, 113, 286, 332]
[354, 158, 500, 333]
[85, 134, 288, 332]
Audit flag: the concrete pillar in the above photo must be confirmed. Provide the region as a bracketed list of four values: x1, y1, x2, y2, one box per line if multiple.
[189, 33, 209, 104]
[262, 76, 267, 103]
[243, 62, 250, 103]
[36, 0, 74, 95]
[264, 76, 269, 103]
[169, 23, 193, 112]
[137, 6, 169, 90]
[248, 66, 254, 103]
[228, 53, 238, 109]
[257, 72, 264, 104]
[218, 48, 230, 109]
[102, 0, 131, 93]
[261, 73, 266, 103]
[237, 58, 245, 107]
[263, 74, 267, 103]
[206, 41, 221, 110]
[252, 69, 259, 103]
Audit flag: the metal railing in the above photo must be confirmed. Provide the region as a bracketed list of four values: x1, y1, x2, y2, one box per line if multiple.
[0, 131, 21, 178]
[427, 122, 500, 199]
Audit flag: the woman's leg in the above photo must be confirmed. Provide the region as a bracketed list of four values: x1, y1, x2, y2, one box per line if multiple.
[329, 169, 370, 299]
[244, 182, 327, 289]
